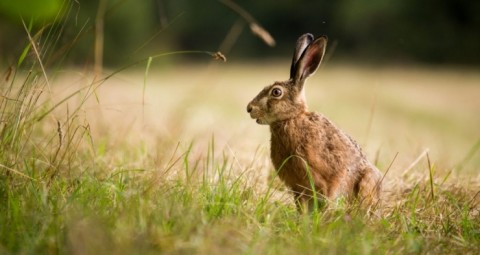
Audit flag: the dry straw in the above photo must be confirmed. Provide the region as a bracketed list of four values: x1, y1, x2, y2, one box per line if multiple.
[219, 0, 276, 47]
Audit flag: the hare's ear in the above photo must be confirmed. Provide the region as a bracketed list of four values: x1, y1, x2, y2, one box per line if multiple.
[290, 33, 314, 79]
[293, 36, 327, 83]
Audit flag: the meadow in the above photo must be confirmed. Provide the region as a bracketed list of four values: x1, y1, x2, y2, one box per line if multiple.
[1, 59, 479, 254]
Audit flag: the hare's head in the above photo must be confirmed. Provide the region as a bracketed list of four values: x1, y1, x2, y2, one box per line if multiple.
[247, 34, 327, 125]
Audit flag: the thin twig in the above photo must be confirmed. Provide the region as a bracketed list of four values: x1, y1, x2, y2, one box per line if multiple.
[379, 152, 398, 187]
[94, 0, 107, 76]
[370, 152, 398, 210]
[0, 163, 36, 181]
[218, 0, 275, 46]
[21, 20, 52, 95]
[218, 19, 245, 54]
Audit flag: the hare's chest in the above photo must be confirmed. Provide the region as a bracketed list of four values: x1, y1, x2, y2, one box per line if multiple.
[269, 127, 311, 183]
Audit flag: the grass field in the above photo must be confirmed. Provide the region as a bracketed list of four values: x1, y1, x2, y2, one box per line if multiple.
[1, 60, 479, 254]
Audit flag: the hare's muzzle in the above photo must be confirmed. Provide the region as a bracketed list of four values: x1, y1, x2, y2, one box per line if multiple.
[246, 103, 257, 120]
[247, 102, 268, 125]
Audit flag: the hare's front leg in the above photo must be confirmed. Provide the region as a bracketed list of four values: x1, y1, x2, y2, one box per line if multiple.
[294, 192, 325, 213]
[293, 192, 309, 214]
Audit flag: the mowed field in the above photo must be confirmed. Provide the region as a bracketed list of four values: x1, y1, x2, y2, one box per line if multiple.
[57, 62, 480, 178]
[2, 61, 480, 254]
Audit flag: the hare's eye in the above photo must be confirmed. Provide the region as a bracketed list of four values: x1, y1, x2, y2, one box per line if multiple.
[271, 88, 283, 97]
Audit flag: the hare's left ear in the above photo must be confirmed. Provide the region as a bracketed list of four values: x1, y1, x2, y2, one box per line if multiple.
[293, 36, 327, 83]
[290, 33, 314, 78]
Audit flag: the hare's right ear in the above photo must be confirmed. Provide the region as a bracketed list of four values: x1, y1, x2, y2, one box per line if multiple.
[290, 33, 314, 79]
[292, 36, 327, 83]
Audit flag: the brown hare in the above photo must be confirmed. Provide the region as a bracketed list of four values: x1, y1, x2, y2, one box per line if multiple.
[247, 33, 382, 212]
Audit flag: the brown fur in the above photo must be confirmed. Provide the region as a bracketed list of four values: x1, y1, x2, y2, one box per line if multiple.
[247, 34, 382, 212]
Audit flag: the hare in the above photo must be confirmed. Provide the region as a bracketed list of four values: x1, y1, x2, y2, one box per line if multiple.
[247, 34, 382, 212]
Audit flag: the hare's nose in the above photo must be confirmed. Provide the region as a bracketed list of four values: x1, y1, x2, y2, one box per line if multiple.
[247, 104, 253, 113]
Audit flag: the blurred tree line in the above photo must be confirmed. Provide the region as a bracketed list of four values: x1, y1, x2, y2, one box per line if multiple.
[0, 0, 479, 67]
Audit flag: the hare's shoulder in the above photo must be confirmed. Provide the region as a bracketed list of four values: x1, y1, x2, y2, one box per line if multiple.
[301, 112, 337, 135]
[303, 112, 364, 155]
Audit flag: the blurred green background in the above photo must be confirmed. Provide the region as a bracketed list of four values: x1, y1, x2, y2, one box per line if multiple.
[1, 0, 479, 67]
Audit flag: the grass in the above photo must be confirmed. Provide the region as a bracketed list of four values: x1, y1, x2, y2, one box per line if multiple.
[1, 8, 480, 254]
[1, 61, 479, 254]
